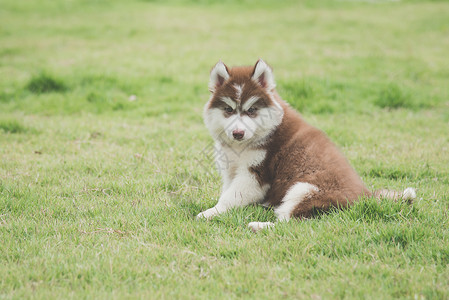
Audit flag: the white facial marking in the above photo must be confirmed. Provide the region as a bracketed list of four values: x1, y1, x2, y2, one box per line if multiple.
[233, 84, 244, 101]
[269, 95, 283, 112]
[220, 97, 236, 109]
[204, 100, 284, 146]
[275, 182, 319, 221]
[242, 96, 260, 111]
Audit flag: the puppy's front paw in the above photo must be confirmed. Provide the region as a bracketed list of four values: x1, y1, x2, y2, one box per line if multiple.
[196, 211, 208, 220]
[196, 207, 220, 220]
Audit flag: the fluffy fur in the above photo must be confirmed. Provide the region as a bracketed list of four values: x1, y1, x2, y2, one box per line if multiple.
[197, 60, 416, 231]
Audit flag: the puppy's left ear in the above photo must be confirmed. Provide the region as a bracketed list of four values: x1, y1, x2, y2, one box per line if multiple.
[252, 59, 275, 91]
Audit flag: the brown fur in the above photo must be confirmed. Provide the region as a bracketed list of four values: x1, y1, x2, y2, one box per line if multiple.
[252, 93, 371, 218]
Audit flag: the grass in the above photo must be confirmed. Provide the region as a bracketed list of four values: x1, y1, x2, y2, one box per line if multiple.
[1, 0, 449, 298]
[0, 120, 31, 134]
[25, 73, 68, 94]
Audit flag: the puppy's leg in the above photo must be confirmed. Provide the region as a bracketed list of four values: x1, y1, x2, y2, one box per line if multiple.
[274, 182, 319, 221]
[248, 182, 319, 232]
[197, 176, 268, 220]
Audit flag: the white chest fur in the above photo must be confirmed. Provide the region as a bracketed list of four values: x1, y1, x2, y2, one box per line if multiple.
[196, 143, 269, 220]
[214, 142, 266, 189]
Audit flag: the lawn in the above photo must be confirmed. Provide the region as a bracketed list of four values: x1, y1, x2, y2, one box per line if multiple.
[1, 0, 449, 298]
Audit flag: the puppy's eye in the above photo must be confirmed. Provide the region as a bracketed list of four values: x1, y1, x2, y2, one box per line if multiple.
[247, 107, 257, 116]
[224, 107, 233, 113]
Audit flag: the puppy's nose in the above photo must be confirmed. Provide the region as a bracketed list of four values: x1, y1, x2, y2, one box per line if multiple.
[232, 130, 245, 140]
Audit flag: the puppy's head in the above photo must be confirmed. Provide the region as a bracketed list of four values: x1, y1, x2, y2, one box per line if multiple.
[204, 59, 284, 147]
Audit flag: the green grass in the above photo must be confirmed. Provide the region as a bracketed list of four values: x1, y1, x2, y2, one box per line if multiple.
[1, 0, 449, 298]
[0, 119, 31, 134]
[25, 73, 68, 94]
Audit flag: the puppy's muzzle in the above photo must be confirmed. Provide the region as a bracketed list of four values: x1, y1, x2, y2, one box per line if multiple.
[232, 130, 245, 140]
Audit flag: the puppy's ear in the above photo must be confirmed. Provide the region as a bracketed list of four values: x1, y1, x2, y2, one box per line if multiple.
[209, 61, 230, 93]
[251, 59, 275, 91]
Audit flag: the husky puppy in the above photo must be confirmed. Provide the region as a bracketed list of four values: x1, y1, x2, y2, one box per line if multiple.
[197, 60, 415, 232]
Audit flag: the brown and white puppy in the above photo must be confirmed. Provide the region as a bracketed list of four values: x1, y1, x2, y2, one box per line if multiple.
[197, 60, 416, 232]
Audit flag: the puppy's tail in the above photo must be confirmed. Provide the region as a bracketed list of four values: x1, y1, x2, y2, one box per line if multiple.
[372, 187, 416, 204]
